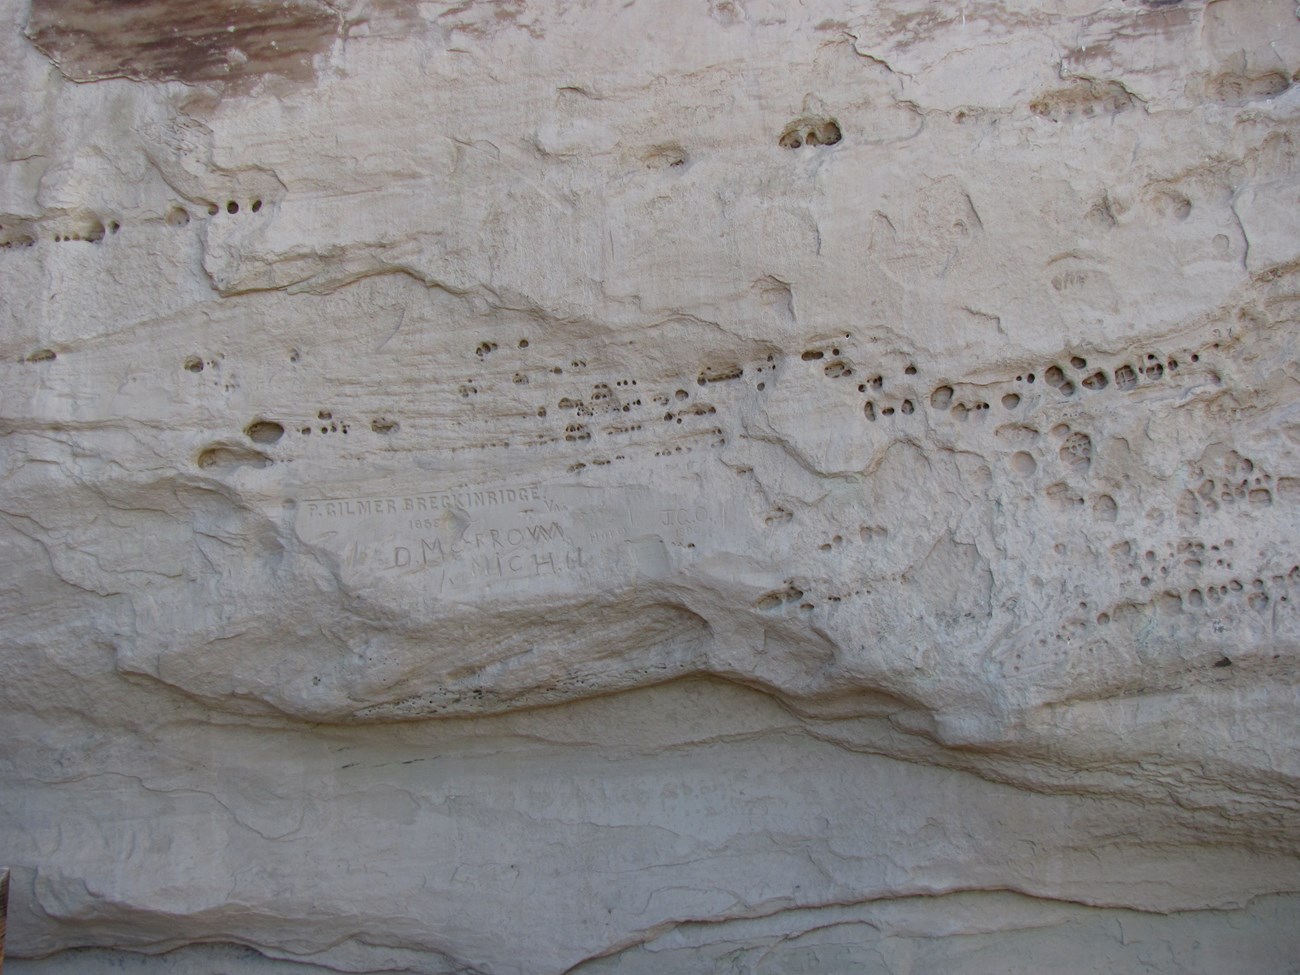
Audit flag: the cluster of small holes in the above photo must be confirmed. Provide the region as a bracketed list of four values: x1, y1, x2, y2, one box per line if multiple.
[207, 199, 263, 216]
[350, 337, 1228, 479]
[181, 354, 228, 378]
[865, 398, 917, 420]
[1056, 427, 1093, 474]
[1057, 551, 1280, 658]
[1178, 452, 1286, 522]
[3, 201, 262, 247]
[924, 346, 1216, 424]
[833, 360, 919, 422]
[1102, 533, 1298, 628]
[1122, 563, 1297, 627]
[300, 410, 349, 436]
[49, 217, 115, 244]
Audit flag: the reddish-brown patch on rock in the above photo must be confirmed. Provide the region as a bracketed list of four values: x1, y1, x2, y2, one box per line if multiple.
[25, 0, 339, 85]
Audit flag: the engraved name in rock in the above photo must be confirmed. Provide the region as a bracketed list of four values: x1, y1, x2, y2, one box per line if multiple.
[292, 479, 739, 594]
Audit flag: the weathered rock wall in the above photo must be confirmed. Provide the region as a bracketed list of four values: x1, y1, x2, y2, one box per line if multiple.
[2, 1, 1299, 972]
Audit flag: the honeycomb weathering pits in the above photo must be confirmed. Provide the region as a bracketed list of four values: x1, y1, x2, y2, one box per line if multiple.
[2, 0, 1300, 973]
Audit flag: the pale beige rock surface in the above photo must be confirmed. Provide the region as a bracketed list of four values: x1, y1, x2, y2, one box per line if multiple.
[2, 0, 1300, 972]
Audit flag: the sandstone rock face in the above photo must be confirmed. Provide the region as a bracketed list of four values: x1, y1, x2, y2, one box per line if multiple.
[3, 0, 1300, 972]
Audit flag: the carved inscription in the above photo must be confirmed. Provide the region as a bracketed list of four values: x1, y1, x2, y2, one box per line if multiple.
[393, 521, 581, 581]
[296, 482, 581, 592]
[293, 479, 737, 594]
[303, 485, 544, 519]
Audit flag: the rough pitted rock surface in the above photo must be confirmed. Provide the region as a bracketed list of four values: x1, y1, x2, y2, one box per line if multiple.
[3, 0, 1300, 973]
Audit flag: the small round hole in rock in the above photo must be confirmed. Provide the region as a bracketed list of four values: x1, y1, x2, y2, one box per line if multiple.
[1082, 371, 1109, 390]
[183, 356, 204, 373]
[251, 200, 262, 213]
[227, 201, 239, 214]
[246, 420, 285, 444]
[1011, 452, 1037, 476]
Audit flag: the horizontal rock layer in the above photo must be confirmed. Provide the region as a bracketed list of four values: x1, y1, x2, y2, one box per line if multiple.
[2, 0, 1299, 972]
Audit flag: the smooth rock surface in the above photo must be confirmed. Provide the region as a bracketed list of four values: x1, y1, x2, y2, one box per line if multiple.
[2, 0, 1299, 972]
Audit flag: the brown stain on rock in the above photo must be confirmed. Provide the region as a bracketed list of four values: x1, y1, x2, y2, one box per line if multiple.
[25, 0, 339, 85]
